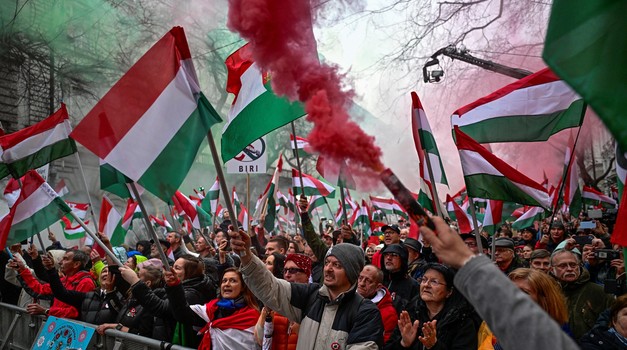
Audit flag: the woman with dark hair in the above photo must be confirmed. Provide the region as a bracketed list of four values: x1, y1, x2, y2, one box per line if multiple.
[265, 252, 286, 279]
[165, 267, 260, 349]
[581, 294, 627, 349]
[385, 263, 477, 350]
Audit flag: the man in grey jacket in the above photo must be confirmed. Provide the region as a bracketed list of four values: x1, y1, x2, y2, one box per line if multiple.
[418, 216, 579, 350]
[231, 228, 383, 350]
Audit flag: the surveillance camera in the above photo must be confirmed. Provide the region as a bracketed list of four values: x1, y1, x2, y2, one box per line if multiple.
[431, 70, 444, 78]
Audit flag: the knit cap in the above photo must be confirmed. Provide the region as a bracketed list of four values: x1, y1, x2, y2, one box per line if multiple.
[325, 243, 364, 285]
[285, 253, 312, 277]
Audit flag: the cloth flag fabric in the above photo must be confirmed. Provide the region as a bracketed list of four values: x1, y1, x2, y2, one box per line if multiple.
[121, 199, 142, 230]
[150, 215, 174, 232]
[582, 186, 617, 209]
[292, 169, 336, 197]
[369, 196, 408, 219]
[481, 200, 503, 235]
[446, 194, 473, 234]
[290, 134, 311, 157]
[543, 0, 627, 152]
[99, 196, 127, 246]
[512, 206, 546, 231]
[173, 191, 212, 229]
[0, 104, 76, 179]
[204, 178, 220, 215]
[66, 202, 89, 220]
[70, 27, 222, 202]
[0, 170, 72, 249]
[411, 92, 448, 185]
[221, 43, 305, 162]
[3, 177, 21, 208]
[61, 217, 88, 240]
[54, 179, 69, 197]
[451, 68, 584, 143]
[315, 155, 356, 190]
[99, 160, 132, 199]
[616, 145, 627, 199]
[561, 133, 583, 215]
[307, 195, 327, 215]
[352, 200, 373, 238]
[611, 188, 627, 246]
[255, 155, 283, 233]
[455, 127, 551, 208]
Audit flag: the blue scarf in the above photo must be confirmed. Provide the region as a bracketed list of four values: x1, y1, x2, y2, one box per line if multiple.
[215, 296, 245, 310]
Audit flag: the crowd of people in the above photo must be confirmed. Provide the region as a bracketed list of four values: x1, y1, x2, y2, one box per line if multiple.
[0, 197, 625, 349]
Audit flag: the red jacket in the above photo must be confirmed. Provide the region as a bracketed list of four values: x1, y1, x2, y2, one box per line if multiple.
[271, 314, 299, 350]
[20, 268, 95, 319]
[374, 287, 398, 344]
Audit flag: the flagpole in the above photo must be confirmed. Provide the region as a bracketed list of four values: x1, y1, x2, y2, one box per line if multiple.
[129, 183, 171, 270]
[246, 173, 251, 233]
[205, 131, 245, 256]
[69, 211, 123, 266]
[339, 183, 348, 223]
[424, 161, 442, 218]
[467, 197, 484, 253]
[290, 122, 306, 197]
[323, 197, 334, 219]
[73, 152, 99, 232]
[549, 111, 586, 226]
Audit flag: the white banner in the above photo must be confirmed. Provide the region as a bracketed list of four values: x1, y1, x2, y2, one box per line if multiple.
[226, 137, 267, 174]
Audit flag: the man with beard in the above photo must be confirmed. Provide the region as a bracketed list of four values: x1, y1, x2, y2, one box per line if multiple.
[380, 244, 420, 312]
[550, 249, 614, 340]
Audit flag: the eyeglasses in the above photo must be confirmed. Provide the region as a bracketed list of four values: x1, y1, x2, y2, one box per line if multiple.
[384, 253, 400, 259]
[419, 277, 447, 287]
[553, 262, 579, 269]
[284, 267, 305, 275]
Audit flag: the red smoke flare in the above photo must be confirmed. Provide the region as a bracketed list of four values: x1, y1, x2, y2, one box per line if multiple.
[227, 0, 384, 177]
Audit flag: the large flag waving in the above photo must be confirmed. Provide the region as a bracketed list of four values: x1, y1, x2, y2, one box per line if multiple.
[446, 194, 473, 234]
[173, 191, 212, 229]
[512, 206, 546, 231]
[255, 155, 283, 232]
[451, 68, 584, 143]
[99, 196, 126, 246]
[562, 133, 582, 215]
[292, 169, 336, 197]
[582, 186, 617, 209]
[70, 27, 222, 202]
[411, 92, 448, 185]
[616, 145, 627, 199]
[544, 0, 627, 152]
[0, 170, 72, 249]
[455, 127, 551, 208]
[0, 104, 76, 179]
[221, 43, 306, 162]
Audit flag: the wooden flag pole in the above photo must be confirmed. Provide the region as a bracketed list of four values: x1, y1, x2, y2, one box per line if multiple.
[467, 197, 485, 254]
[290, 122, 306, 198]
[424, 159, 442, 218]
[73, 152, 99, 232]
[246, 173, 251, 233]
[339, 183, 348, 223]
[205, 131, 245, 256]
[69, 211, 123, 266]
[129, 183, 171, 270]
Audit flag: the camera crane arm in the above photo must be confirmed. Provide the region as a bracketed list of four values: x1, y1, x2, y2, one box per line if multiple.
[423, 45, 533, 83]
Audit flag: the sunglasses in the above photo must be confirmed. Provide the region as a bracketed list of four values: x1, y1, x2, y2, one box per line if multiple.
[284, 267, 305, 274]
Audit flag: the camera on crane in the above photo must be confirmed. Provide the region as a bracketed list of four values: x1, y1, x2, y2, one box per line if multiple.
[423, 58, 444, 83]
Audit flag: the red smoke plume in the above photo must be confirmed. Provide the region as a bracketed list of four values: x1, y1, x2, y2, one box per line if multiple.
[227, 0, 384, 178]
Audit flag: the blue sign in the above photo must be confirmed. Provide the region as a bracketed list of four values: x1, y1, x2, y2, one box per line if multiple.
[32, 316, 95, 350]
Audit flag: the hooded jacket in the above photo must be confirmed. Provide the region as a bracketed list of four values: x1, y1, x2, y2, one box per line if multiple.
[370, 287, 398, 344]
[555, 268, 615, 340]
[380, 244, 420, 312]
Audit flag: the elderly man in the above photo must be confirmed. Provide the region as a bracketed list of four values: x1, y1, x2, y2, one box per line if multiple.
[493, 237, 524, 274]
[357, 265, 398, 344]
[550, 249, 614, 340]
[231, 222, 383, 349]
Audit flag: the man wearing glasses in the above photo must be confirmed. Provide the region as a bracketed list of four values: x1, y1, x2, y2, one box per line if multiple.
[550, 249, 614, 340]
[380, 244, 420, 313]
[371, 224, 402, 269]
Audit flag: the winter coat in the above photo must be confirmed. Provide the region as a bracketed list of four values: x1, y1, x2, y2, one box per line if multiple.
[116, 297, 153, 337]
[270, 314, 300, 350]
[580, 326, 627, 349]
[371, 287, 398, 344]
[19, 268, 95, 319]
[128, 282, 176, 341]
[241, 254, 383, 350]
[556, 268, 615, 340]
[384, 291, 477, 350]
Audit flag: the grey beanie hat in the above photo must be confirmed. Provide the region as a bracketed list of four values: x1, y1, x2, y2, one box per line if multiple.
[325, 243, 364, 285]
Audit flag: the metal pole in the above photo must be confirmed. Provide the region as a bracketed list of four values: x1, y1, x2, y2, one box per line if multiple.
[424, 160, 442, 218]
[73, 152, 99, 232]
[246, 173, 251, 233]
[467, 197, 484, 253]
[69, 211, 123, 266]
[129, 183, 171, 270]
[290, 122, 306, 198]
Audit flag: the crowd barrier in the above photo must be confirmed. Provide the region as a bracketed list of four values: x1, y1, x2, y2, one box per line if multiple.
[0, 302, 194, 350]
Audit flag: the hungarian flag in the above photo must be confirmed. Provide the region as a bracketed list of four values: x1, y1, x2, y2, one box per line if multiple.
[334, 202, 344, 225]
[70, 27, 222, 202]
[451, 68, 584, 143]
[611, 188, 627, 246]
[481, 200, 503, 235]
[512, 206, 546, 231]
[616, 144, 627, 199]
[455, 127, 551, 208]
[544, 0, 627, 152]
[290, 134, 311, 157]
[99, 196, 127, 246]
[65, 202, 89, 224]
[255, 155, 283, 232]
[238, 203, 249, 231]
[231, 187, 242, 219]
[60, 217, 88, 240]
[203, 178, 220, 215]
[221, 43, 306, 162]
[582, 186, 617, 209]
[3, 177, 21, 208]
[100, 160, 132, 199]
[369, 196, 408, 219]
[561, 132, 583, 215]
[352, 200, 373, 238]
[316, 155, 356, 190]
[121, 199, 142, 230]
[411, 92, 448, 185]
[150, 214, 174, 232]
[54, 179, 69, 197]
[446, 194, 473, 234]
[292, 169, 336, 197]
[277, 190, 295, 220]
[0, 104, 76, 179]
[173, 191, 212, 229]
[307, 194, 327, 215]
[0, 170, 72, 249]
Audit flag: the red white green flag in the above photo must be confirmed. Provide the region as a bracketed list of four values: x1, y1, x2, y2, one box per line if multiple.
[512, 206, 546, 231]
[0, 170, 72, 249]
[0, 104, 76, 179]
[446, 194, 473, 234]
[66, 202, 89, 221]
[221, 43, 305, 162]
[369, 196, 408, 219]
[99, 196, 127, 246]
[455, 127, 551, 208]
[307, 195, 327, 215]
[173, 190, 212, 229]
[292, 169, 336, 197]
[60, 217, 88, 240]
[582, 186, 617, 209]
[203, 178, 220, 215]
[121, 199, 142, 230]
[290, 134, 311, 157]
[255, 155, 283, 232]
[411, 92, 448, 185]
[150, 214, 174, 232]
[616, 145, 627, 199]
[561, 132, 583, 215]
[451, 68, 584, 143]
[481, 200, 503, 235]
[54, 179, 69, 197]
[70, 27, 222, 202]
[352, 200, 373, 238]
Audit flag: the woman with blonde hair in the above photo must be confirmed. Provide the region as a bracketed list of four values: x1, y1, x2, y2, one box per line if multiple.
[478, 268, 571, 349]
